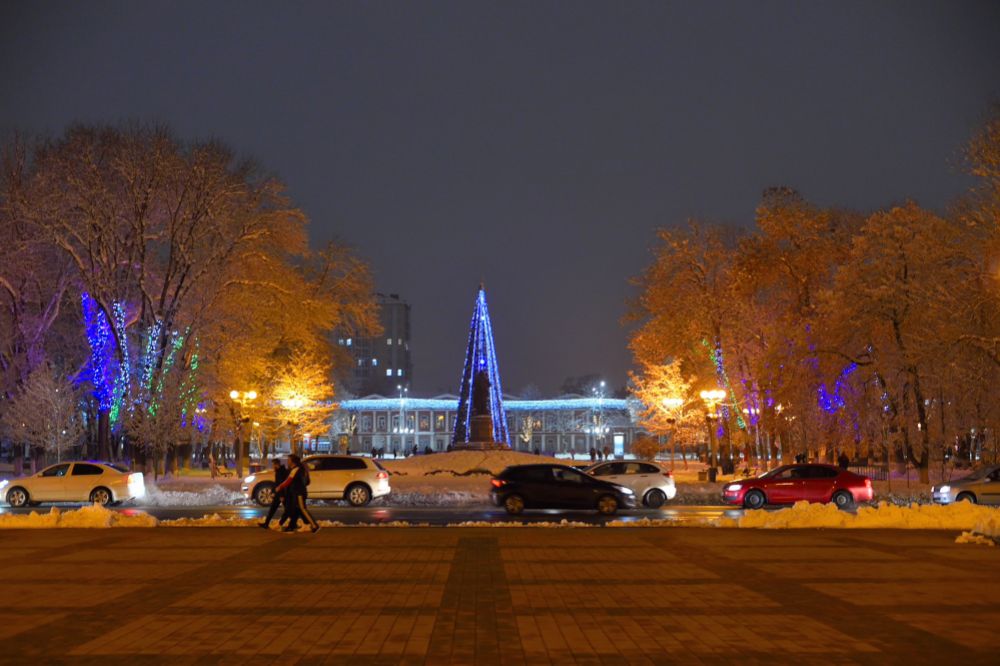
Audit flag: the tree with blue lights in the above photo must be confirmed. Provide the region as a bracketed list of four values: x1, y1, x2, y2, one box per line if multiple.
[452, 286, 509, 447]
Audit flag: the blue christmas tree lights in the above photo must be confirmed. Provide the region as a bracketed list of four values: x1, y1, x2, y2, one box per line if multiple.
[452, 286, 510, 446]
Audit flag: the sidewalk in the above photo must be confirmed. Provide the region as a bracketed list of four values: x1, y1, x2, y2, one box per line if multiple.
[3, 526, 998, 663]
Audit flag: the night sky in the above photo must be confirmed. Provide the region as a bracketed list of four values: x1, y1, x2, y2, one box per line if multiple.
[2, 1, 998, 396]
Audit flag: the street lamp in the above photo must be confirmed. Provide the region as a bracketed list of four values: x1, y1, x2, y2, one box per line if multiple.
[398, 384, 408, 453]
[661, 397, 684, 469]
[282, 394, 307, 454]
[699, 389, 727, 482]
[230, 390, 257, 477]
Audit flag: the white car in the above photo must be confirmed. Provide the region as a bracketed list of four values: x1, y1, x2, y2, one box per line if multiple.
[243, 455, 391, 507]
[585, 461, 677, 507]
[932, 465, 1000, 505]
[1, 461, 145, 507]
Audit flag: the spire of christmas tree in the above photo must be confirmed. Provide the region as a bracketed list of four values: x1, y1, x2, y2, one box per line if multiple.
[453, 285, 510, 447]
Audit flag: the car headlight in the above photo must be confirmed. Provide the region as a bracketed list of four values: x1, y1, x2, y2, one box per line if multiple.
[0, 479, 8, 490]
[244, 475, 256, 484]
[938, 485, 950, 494]
[619, 487, 634, 495]
[726, 483, 743, 491]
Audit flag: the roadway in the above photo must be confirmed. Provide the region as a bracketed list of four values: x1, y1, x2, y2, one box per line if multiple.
[0, 502, 746, 524]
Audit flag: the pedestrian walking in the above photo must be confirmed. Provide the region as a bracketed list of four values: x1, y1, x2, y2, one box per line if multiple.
[258, 458, 289, 530]
[275, 454, 320, 533]
[837, 451, 850, 470]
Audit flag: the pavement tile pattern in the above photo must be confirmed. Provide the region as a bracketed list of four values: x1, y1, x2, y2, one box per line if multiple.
[0, 527, 997, 664]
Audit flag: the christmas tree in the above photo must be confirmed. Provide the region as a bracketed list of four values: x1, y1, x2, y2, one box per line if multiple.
[452, 285, 510, 448]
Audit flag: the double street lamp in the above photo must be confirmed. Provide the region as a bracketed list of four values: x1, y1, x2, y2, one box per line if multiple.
[699, 389, 726, 482]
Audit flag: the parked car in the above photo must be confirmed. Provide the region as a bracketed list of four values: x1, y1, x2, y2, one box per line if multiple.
[721, 463, 873, 509]
[932, 465, 1000, 505]
[490, 464, 637, 515]
[585, 461, 676, 507]
[1, 462, 145, 507]
[243, 455, 390, 507]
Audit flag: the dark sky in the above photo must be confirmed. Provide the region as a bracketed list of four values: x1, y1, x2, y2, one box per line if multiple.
[2, 1, 999, 396]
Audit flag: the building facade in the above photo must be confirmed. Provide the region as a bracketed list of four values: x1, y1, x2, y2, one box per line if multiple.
[338, 293, 413, 396]
[335, 394, 642, 457]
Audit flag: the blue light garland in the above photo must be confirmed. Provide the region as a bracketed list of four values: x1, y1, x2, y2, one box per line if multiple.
[339, 397, 630, 411]
[452, 287, 510, 445]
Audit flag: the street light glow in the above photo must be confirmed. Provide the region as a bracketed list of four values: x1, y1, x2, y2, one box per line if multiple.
[699, 389, 726, 401]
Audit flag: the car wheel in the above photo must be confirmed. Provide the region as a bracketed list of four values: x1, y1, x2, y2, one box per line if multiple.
[743, 489, 766, 510]
[253, 483, 275, 506]
[957, 492, 977, 504]
[645, 488, 666, 508]
[832, 490, 855, 509]
[346, 483, 372, 507]
[597, 495, 619, 515]
[6, 486, 29, 508]
[90, 487, 113, 506]
[504, 494, 525, 515]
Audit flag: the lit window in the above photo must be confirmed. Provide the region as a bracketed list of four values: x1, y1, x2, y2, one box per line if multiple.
[397, 369, 403, 377]
[372, 358, 378, 366]
[357, 358, 363, 367]
[386, 369, 392, 377]
[346, 338, 352, 346]
[338, 338, 344, 345]
[397, 338, 402, 345]
[387, 338, 392, 345]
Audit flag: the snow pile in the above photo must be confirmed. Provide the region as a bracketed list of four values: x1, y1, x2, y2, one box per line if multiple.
[160, 513, 259, 527]
[955, 532, 996, 546]
[0, 504, 157, 528]
[383, 450, 558, 477]
[376, 488, 488, 507]
[715, 500, 1000, 530]
[141, 482, 246, 507]
[447, 519, 590, 528]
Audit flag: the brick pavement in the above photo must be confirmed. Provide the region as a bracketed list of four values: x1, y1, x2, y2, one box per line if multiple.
[0, 526, 997, 664]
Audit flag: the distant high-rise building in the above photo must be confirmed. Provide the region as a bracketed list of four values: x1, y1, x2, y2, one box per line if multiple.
[338, 293, 412, 396]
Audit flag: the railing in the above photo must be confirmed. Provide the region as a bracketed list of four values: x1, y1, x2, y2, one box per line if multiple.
[848, 464, 889, 481]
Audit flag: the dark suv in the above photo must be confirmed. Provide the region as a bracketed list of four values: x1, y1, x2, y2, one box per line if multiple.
[490, 464, 637, 515]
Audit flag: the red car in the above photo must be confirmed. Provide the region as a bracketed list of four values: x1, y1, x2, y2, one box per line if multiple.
[722, 464, 873, 509]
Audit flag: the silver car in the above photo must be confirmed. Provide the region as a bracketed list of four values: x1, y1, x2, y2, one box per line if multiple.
[585, 461, 677, 507]
[932, 465, 1000, 505]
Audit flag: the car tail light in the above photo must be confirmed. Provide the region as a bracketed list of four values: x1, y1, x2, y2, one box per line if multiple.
[491, 478, 506, 488]
[376, 471, 388, 480]
[663, 471, 673, 479]
[865, 478, 872, 488]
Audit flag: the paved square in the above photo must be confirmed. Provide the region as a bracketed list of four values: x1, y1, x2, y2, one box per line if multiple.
[1, 526, 998, 664]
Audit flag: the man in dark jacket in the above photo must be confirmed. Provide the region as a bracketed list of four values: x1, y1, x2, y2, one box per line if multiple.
[258, 459, 289, 529]
[275, 454, 319, 533]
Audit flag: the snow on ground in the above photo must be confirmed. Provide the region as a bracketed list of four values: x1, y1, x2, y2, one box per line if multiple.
[382, 450, 561, 476]
[716, 500, 1000, 530]
[955, 532, 996, 546]
[141, 481, 246, 507]
[0, 504, 157, 528]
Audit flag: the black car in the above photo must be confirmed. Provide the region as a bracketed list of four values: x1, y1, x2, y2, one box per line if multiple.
[490, 464, 637, 515]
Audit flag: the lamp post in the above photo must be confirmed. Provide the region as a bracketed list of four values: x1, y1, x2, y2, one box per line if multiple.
[699, 389, 726, 483]
[282, 394, 306, 455]
[661, 396, 684, 470]
[397, 384, 408, 453]
[229, 389, 257, 478]
[591, 380, 607, 456]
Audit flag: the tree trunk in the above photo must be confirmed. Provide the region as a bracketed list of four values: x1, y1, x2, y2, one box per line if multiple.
[234, 435, 243, 478]
[97, 410, 110, 460]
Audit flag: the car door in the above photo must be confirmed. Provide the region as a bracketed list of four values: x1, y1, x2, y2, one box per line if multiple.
[551, 466, 600, 509]
[304, 458, 335, 498]
[590, 462, 627, 488]
[68, 463, 108, 502]
[980, 468, 1000, 505]
[800, 466, 838, 502]
[762, 466, 804, 503]
[633, 463, 664, 495]
[29, 463, 73, 501]
[509, 466, 552, 507]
